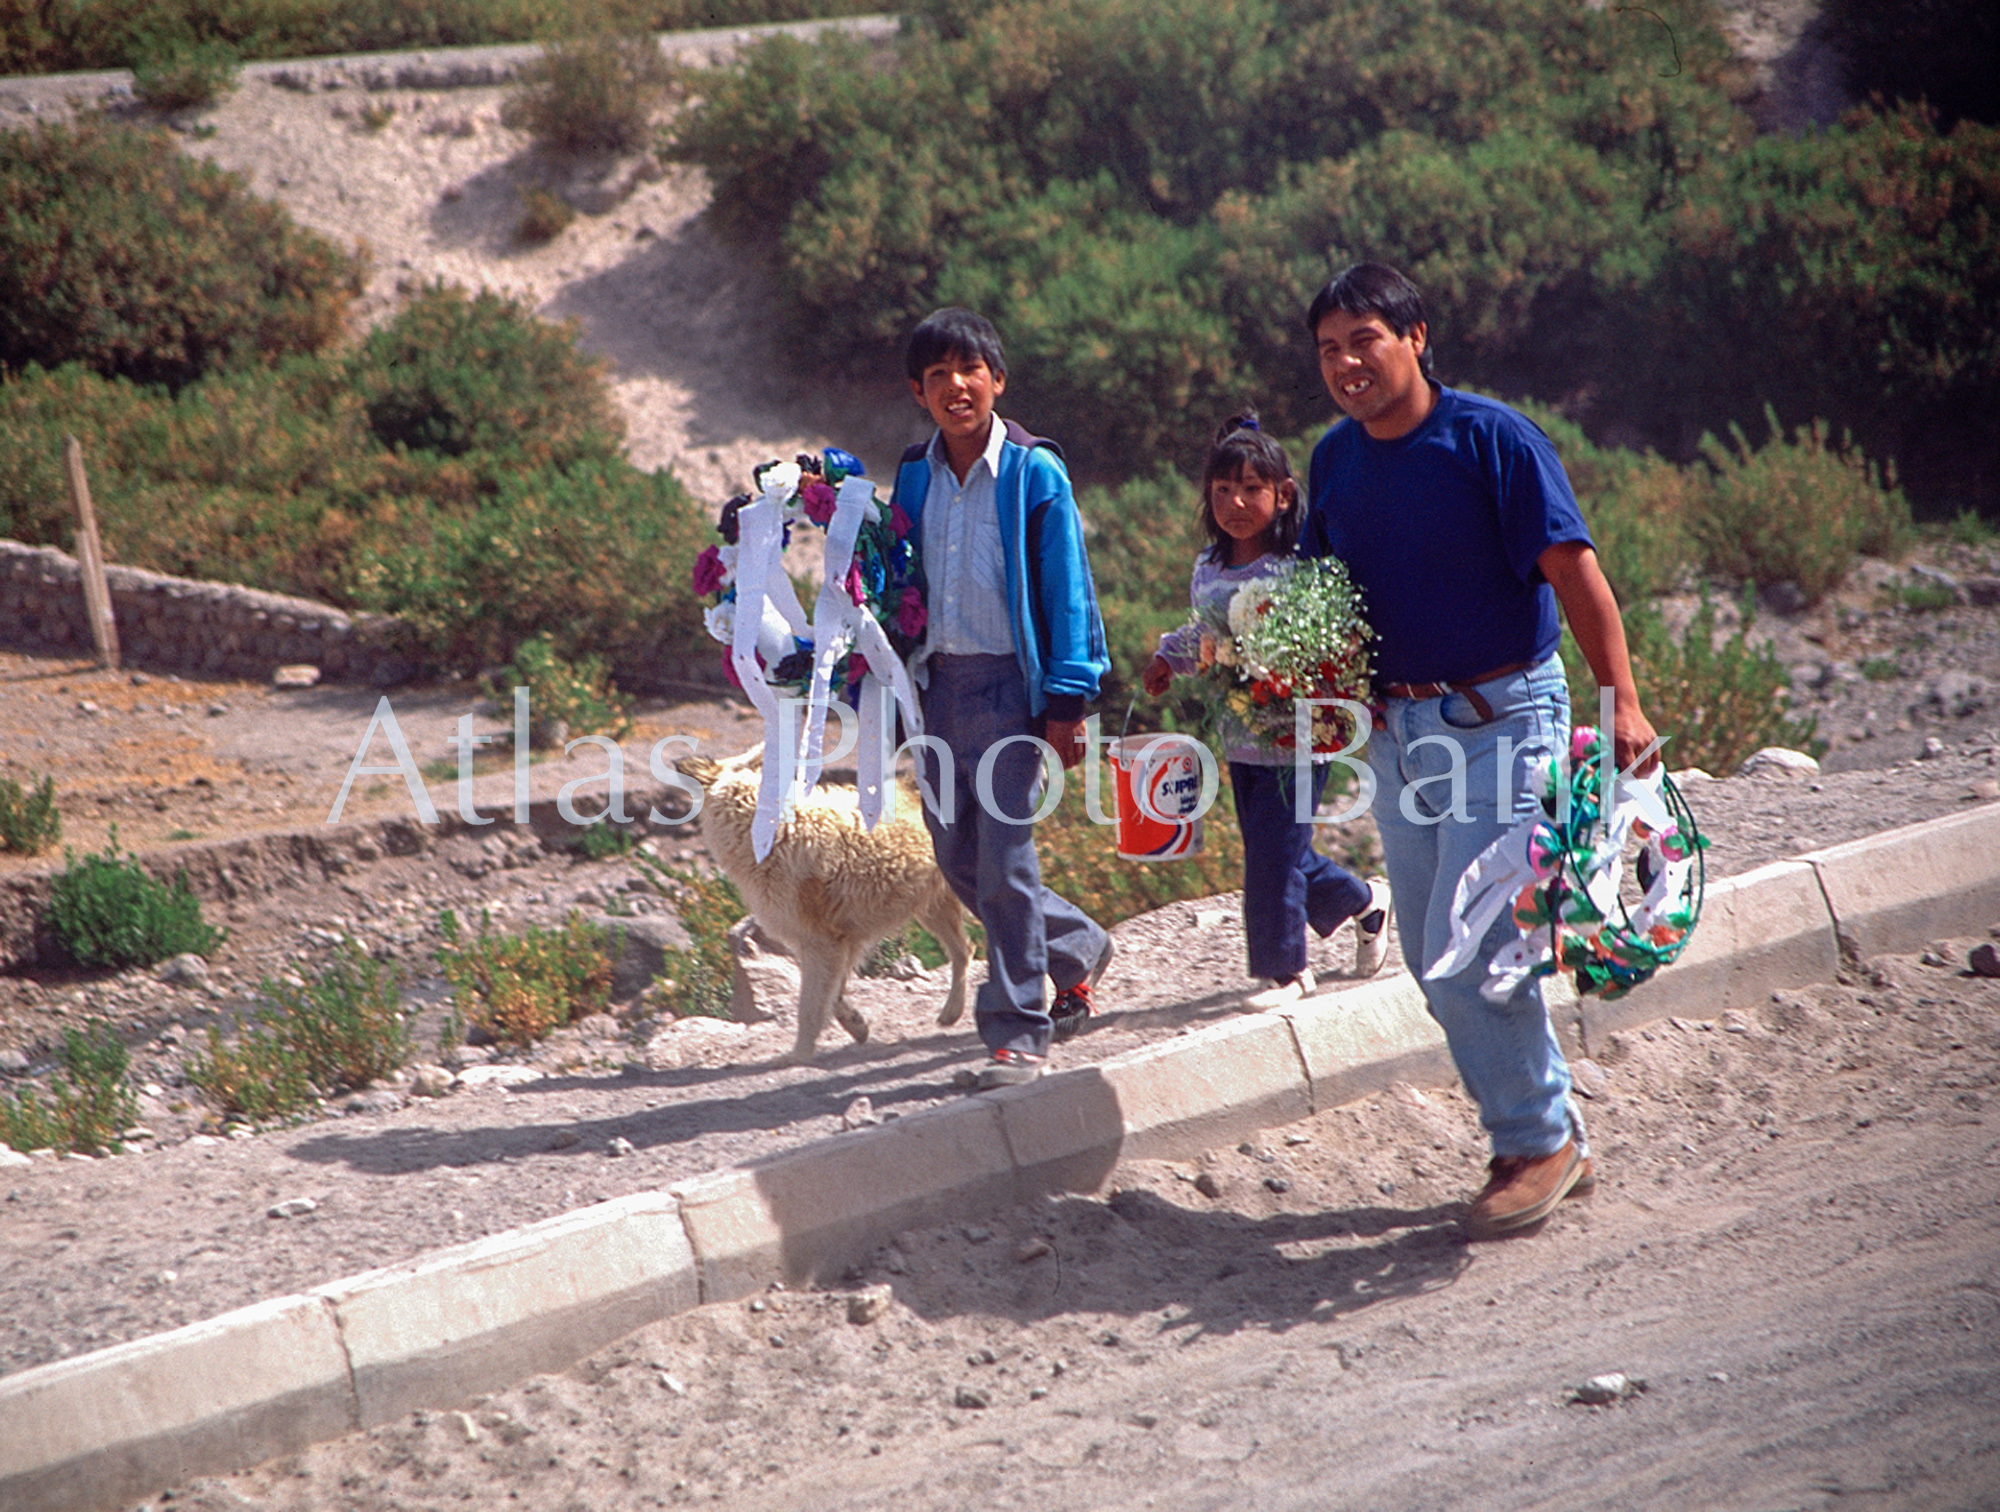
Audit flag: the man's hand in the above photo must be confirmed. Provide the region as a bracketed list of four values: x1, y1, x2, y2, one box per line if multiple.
[1141, 655, 1173, 697]
[1538, 541, 1663, 777]
[1044, 716, 1088, 771]
[1609, 698, 1662, 778]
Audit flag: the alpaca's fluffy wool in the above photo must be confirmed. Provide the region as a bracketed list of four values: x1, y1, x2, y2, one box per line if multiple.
[681, 753, 970, 1062]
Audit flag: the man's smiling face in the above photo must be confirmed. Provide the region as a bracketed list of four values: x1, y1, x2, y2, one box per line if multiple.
[1315, 309, 1431, 440]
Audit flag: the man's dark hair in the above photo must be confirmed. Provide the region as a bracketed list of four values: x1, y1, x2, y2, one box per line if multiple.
[905, 307, 1007, 382]
[1304, 263, 1434, 378]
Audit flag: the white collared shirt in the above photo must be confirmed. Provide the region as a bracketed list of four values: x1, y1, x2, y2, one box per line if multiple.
[920, 418, 1014, 658]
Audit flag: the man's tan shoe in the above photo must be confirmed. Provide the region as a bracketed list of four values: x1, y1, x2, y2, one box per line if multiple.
[1466, 1139, 1590, 1238]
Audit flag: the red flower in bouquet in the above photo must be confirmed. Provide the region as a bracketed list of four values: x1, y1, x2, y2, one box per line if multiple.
[800, 480, 837, 526]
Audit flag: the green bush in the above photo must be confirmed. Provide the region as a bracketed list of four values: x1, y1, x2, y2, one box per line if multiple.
[0, 1022, 138, 1156]
[498, 634, 633, 746]
[1620, 104, 2000, 513]
[130, 36, 240, 109]
[1692, 409, 1912, 604]
[46, 828, 226, 968]
[670, 0, 1748, 470]
[182, 1021, 316, 1123]
[185, 940, 410, 1121]
[1566, 598, 1822, 777]
[347, 455, 712, 673]
[0, 290, 711, 681]
[349, 283, 621, 464]
[436, 908, 615, 1046]
[859, 921, 949, 977]
[0, 771, 61, 855]
[503, 31, 670, 153]
[634, 857, 744, 1019]
[0, 118, 362, 389]
[515, 184, 575, 243]
[578, 822, 638, 861]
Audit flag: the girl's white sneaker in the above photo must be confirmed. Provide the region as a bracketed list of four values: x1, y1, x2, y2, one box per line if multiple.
[1245, 968, 1315, 1011]
[1352, 879, 1393, 977]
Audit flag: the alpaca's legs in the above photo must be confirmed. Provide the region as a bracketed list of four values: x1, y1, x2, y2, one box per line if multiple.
[921, 887, 972, 1028]
[785, 937, 865, 1063]
[833, 988, 869, 1043]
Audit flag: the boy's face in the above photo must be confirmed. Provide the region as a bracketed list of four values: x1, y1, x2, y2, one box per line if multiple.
[911, 350, 1005, 454]
[1315, 309, 1430, 440]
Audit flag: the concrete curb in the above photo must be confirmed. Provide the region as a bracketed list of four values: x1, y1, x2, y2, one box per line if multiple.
[4, 802, 1996, 1511]
[1800, 805, 2000, 963]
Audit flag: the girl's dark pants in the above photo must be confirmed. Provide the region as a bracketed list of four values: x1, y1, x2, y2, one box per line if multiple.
[1229, 758, 1370, 981]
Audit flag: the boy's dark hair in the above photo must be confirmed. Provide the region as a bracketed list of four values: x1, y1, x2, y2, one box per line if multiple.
[1200, 408, 1300, 564]
[905, 307, 1007, 382]
[1304, 263, 1434, 378]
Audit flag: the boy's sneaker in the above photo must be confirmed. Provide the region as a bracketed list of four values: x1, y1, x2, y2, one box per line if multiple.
[1049, 980, 1094, 1043]
[1050, 937, 1113, 1043]
[1352, 879, 1393, 977]
[975, 1047, 1046, 1089]
[1244, 968, 1316, 1011]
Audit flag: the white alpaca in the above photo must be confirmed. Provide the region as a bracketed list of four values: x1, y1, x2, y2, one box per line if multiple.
[676, 750, 970, 1063]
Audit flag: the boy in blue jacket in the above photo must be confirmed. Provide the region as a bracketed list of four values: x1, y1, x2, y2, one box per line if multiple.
[893, 308, 1113, 1088]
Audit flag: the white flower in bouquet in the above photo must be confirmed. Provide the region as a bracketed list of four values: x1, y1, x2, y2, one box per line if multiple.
[1185, 557, 1373, 757]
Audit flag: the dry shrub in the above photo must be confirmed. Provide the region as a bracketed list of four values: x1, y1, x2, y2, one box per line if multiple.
[1692, 409, 1912, 604]
[503, 31, 669, 154]
[436, 909, 614, 1047]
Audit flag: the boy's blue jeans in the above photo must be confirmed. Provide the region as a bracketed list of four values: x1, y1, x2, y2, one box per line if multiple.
[917, 653, 1108, 1057]
[1365, 654, 1585, 1159]
[1229, 759, 1370, 981]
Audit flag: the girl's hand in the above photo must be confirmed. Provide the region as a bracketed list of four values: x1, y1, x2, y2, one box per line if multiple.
[1142, 655, 1174, 696]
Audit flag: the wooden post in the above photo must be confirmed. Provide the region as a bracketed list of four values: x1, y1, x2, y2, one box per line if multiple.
[63, 434, 120, 671]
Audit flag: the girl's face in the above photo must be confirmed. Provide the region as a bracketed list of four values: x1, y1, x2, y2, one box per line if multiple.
[1207, 466, 1288, 551]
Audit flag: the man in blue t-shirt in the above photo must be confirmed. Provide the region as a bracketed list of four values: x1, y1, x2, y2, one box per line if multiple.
[1298, 263, 1661, 1240]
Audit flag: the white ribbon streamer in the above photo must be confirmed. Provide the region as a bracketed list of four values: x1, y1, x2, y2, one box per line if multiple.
[730, 487, 803, 861]
[717, 468, 926, 859]
[1429, 766, 1673, 996]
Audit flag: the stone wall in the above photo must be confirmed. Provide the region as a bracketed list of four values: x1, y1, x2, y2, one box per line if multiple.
[0, 540, 418, 686]
[0, 539, 735, 693]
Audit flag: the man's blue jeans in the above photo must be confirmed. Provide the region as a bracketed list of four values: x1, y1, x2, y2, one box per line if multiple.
[1365, 654, 1585, 1159]
[917, 654, 1108, 1057]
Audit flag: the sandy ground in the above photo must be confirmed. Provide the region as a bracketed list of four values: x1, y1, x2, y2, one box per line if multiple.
[171, 55, 929, 509]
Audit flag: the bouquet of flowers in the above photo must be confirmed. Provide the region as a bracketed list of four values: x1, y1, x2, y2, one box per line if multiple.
[1184, 556, 1373, 756]
[690, 449, 926, 698]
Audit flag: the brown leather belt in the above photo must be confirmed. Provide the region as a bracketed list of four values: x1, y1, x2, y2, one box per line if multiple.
[1378, 660, 1535, 723]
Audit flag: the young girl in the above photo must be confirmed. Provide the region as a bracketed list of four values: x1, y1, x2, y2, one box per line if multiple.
[1143, 410, 1391, 1006]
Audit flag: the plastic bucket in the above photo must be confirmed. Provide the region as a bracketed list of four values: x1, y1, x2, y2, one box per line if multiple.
[1111, 735, 1208, 862]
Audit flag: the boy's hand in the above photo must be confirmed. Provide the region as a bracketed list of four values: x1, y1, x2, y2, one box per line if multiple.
[1044, 716, 1087, 770]
[1142, 655, 1173, 696]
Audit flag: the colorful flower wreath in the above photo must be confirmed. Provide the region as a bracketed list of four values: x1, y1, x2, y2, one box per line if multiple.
[1432, 725, 1707, 1003]
[691, 449, 926, 699]
[1181, 557, 1373, 756]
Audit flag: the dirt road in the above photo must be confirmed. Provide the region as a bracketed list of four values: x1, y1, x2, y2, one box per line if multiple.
[144, 944, 2000, 1512]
